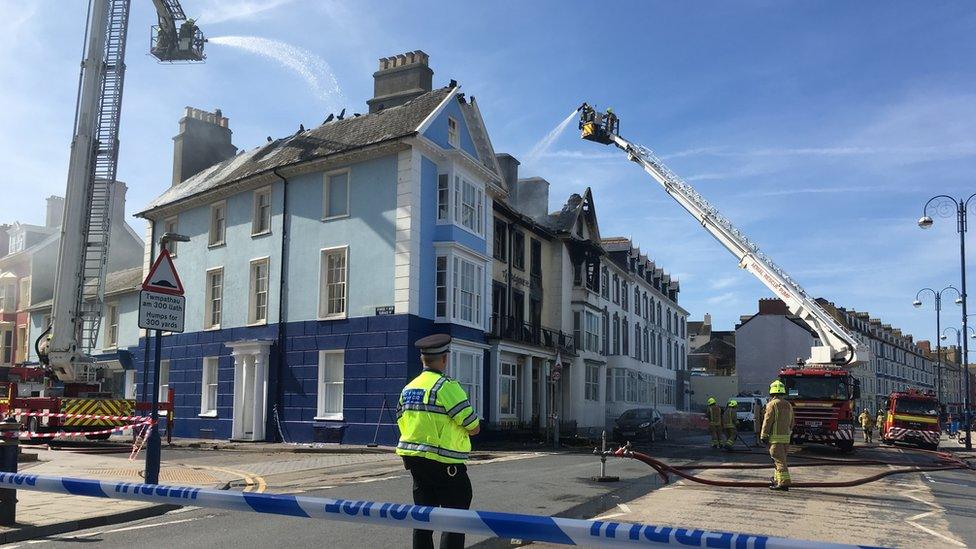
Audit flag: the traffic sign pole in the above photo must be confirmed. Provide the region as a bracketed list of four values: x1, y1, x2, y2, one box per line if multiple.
[145, 327, 162, 485]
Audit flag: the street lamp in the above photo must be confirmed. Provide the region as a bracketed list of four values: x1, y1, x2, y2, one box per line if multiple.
[918, 193, 976, 449]
[913, 286, 960, 407]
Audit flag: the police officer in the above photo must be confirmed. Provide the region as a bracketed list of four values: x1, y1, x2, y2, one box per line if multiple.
[705, 397, 722, 449]
[722, 399, 738, 450]
[396, 334, 480, 549]
[761, 380, 794, 491]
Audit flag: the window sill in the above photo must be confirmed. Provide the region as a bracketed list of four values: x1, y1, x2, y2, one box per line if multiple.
[317, 313, 348, 322]
[247, 320, 268, 327]
[208, 242, 226, 249]
[321, 214, 350, 222]
[251, 230, 272, 238]
[314, 415, 343, 421]
[102, 346, 118, 353]
[204, 325, 221, 331]
[198, 411, 218, 418]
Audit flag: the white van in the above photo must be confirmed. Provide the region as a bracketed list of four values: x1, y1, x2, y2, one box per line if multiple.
[732, 395, 767, 430]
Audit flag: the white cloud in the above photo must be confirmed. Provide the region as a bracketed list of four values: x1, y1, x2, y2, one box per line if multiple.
[196, 0, 296, 24]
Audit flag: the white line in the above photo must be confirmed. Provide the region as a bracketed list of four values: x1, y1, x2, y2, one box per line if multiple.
[617, 503, 631, 513]
[907, 510, 938, 521]
[906, 521, 966, 547]
[905, 493, 944, 511]
[592, 512, 626, 521]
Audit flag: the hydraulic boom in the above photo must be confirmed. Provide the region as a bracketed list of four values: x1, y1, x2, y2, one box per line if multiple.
[578, 104, 868, 366]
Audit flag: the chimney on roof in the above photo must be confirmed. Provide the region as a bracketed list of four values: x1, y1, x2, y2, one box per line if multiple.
[0, 224, 9, 258]
[758, 298, 788, 316]
[108, 181, 127, 221]
[496, 153, 520, 202]
[172, 107, 237, 186]
[45, 196, 65, 228]
[515, 177, 551, 222]
[367, 50, 433, 114]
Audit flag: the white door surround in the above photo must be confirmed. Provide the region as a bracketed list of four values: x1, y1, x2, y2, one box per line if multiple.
[226, 339, 273, 441]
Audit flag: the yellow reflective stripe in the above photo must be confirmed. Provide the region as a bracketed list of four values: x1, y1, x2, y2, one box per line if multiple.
[893, 414, 938, 424]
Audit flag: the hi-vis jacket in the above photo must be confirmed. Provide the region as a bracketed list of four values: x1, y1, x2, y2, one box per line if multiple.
[396, 370, 480, 464]
[761, 396, 794, 444]
[706, 404, 722, 426]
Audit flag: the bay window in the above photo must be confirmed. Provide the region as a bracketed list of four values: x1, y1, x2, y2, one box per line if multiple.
[435, 246, 486, 329]
[438, 168, 486, 236]
[452, 346, 483, 415]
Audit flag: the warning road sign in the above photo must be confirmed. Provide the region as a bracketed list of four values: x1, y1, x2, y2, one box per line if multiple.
[142, 249, 184, 295]
[138, 291, 185, 333]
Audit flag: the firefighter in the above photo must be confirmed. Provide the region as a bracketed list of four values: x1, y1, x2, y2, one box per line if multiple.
[858, 408, 875, 444]
[722, 399, 738, 450]
[396, 334, 481, 549]
[761, 380, 794, 491]
[752, 398, 764, 445]
[876, 409, 886, 437]
[705, 397, 722, 449]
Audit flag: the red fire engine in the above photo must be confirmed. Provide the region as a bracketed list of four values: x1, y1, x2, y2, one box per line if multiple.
[879, 389, 940, 450]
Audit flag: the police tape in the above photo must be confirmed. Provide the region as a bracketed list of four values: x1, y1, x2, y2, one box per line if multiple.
[0, 472, 885, 549]
[10, 411, 148, 422]
[19, 419, 153, 439]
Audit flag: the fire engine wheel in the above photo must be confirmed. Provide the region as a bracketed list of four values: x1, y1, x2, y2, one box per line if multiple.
[837, 440, 855, 453]
[85, 432, 112, 441]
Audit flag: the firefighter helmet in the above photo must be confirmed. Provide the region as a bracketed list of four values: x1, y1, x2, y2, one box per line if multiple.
[769, 380, 786, 395]
[727, 399, 738, 408]
[707, 397, 717, 406]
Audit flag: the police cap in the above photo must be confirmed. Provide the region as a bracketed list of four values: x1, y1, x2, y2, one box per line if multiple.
[415, 334, 452, 357]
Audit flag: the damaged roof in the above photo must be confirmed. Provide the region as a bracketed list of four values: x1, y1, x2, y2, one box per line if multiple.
[139, 87, 455, 216]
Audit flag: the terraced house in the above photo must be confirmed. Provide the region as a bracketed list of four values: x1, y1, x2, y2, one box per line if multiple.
[134, 51, 504, 444]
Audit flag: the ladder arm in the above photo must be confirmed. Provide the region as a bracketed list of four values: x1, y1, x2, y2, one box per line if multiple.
[578, 104, 867, 366]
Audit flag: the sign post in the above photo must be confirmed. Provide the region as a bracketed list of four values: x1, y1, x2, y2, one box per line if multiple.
[138, 246, 185, 485]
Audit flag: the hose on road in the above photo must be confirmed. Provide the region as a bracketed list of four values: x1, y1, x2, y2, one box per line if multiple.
[601, 446, 973, 489]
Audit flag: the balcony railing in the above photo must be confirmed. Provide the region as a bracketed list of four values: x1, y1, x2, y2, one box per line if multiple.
[489, 315, 576, 355]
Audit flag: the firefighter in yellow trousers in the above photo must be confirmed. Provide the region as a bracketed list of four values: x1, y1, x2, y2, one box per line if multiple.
[722, 399, 738, 450]
[705, 397, 722, 449]
[858, 409, 875, 444]
[761, 380, 794, 491]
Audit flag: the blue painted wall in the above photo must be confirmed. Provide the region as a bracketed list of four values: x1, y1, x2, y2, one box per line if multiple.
[422, 98, 479, 159]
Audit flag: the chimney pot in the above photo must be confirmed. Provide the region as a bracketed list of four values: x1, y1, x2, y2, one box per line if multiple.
[172, 107, 237, 186]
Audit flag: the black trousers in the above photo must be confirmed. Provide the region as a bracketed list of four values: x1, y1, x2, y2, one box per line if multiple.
[402, 456, 473, 549]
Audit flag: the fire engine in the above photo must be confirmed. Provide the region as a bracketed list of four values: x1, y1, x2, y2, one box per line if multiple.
[579, 105, 869, 451]
[1, 0, 204, 439]
[879, 389, 941, 450]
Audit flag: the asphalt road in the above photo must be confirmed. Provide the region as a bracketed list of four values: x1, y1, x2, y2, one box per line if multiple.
[17, 451, 672, 549]
[923, 468, 976, 547]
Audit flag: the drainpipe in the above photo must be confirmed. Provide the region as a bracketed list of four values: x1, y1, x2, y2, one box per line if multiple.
[141, 219, 157, 407]
[272, 167, 289, 443]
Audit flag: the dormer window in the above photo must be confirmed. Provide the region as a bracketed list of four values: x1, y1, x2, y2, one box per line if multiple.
[8, 231, 24, 254]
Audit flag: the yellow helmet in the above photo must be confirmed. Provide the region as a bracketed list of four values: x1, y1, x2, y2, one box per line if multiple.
[769, 380, 786, 395]
[727, 399, 738, 408]
[707, 397, 717, 406]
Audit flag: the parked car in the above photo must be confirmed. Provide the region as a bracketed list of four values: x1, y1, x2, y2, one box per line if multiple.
[612, 408, 668, 443]
[731, 396, 767, 431]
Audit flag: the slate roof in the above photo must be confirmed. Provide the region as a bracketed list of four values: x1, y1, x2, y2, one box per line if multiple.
[30, 267, 144, 311]
[544, 193, 583, 233]
[139, 87, 455, 215]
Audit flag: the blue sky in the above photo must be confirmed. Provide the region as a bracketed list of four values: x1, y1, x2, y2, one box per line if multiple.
[2, 1, 975, 346]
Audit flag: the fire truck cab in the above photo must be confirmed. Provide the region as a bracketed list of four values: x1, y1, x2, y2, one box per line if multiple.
[880, 389, 940, 450]
[780, 366, 859, 452]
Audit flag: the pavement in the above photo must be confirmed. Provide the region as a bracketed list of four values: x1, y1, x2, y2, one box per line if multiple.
[1, 432, 974, 548]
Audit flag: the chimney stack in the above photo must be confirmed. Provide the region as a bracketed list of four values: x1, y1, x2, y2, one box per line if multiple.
[109, 181, 127, 221]
[514, 177, 551, 221]
[496, 154, 520, 203]
[367, 50, 433, 113]
[172, 107, 237, 186]
[45, 196, 65, 228]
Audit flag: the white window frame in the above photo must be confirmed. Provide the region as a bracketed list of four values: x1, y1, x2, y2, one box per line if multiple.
[252, 187, 272, 236]
[204, 267, 223, 330]
[584, 311, 600, 352]
[450, 344, 483, 415]
[447, 116, 460, 148]
[322, 169, 351, 221]
[0, 325, 11, 367]
[104, 302, 119, 349]
[499, 362, 519, 417]
[318, 246, 348, 320]
[248, 257, 270, 326]
[164, 216, 179, 256]
[0, 280, 16, 312]
[17, 277, 30, 311]
[15, 324, 27, 364]
[158, 360, 171, 404]
[436, 166, 485, 238]
[434, 244, 487, 330]
[200, 356, 219, 417]
[124, 370, 137, 400]
[316, 350, 344, 420]
[584, 362, 600, 401]
[208, 201, 226, 247]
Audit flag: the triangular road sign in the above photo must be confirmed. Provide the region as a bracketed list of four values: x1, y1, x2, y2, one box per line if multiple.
[142, 249, 184, 296]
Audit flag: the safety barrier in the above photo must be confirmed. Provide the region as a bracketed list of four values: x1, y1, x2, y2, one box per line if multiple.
[11, 411, 148, 422]
[0, 472, 884, 548]
[19, 419, 152, 439]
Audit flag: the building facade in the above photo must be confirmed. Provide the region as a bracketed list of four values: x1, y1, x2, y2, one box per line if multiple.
[735, 298, 818, 395]
[133, 51, 504, 444]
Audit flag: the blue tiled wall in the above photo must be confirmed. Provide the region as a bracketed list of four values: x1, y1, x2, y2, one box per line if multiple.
[132, 314, 487, 445]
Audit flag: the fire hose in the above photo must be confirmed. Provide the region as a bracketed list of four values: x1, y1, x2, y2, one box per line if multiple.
[598, 445, 973, 489]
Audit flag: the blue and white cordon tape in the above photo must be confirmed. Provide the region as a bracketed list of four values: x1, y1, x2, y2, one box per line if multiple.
[0, 472, 886, 549]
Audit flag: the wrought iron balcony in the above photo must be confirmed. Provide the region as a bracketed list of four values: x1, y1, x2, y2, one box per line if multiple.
[489, 315, 576, 356]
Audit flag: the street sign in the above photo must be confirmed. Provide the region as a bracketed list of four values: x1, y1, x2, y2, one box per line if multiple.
[142, 249, 184, 295]
[138, 291, 185, 333]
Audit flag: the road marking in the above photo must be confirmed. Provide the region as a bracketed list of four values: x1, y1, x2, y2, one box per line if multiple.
[592, 512, 626, 521]
[907, 510, 938, 521]
[905, 520, 965, 547]
[617, 503, 631, 513]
